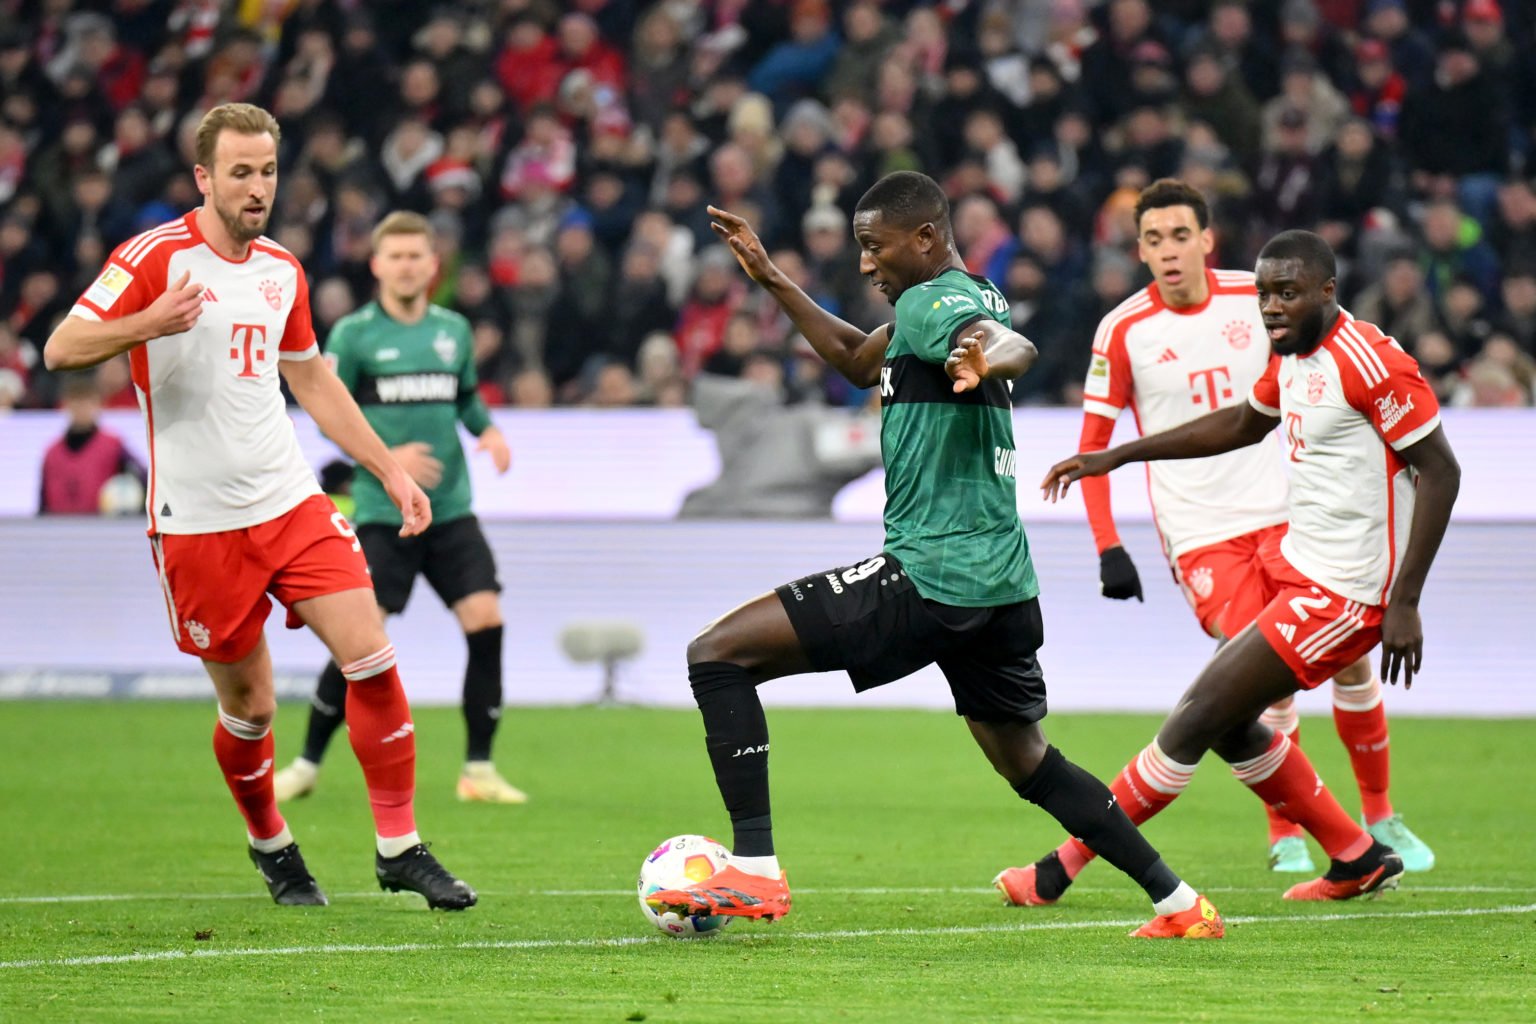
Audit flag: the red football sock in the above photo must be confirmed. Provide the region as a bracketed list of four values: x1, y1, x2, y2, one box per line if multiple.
[1333, 677, 1393, 824]
[1232, 731, 1371, 862]
[1259, 702, 1305, 843]
[213, 710, 285, 841]
[1055, 741, 1196, 878]
[342, 646, 417, 839]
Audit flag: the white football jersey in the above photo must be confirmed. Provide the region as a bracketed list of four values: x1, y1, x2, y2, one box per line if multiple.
[71, 212, 322, 534]
[1083, 270, 1289, 559]
[1248, 310, 1442, 606]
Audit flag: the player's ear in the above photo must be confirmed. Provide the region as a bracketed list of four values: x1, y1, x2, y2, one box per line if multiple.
[1199, 227, 1215, 255]
[915, 221, 936, 255]
[193, 163, 212, 197]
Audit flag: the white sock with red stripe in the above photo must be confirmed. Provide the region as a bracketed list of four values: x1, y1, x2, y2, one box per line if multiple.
[1056, 740, 1196, 878]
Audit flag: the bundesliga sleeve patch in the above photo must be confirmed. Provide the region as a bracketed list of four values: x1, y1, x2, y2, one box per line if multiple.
[1084, 353, 1112, 398]
[83, 264, 134, 311]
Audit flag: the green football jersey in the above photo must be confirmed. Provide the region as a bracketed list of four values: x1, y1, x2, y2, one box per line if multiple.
[325, 302, 492, 527]
[880, 267, 1039, 606]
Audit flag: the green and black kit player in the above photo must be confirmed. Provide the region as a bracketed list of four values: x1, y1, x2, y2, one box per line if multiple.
[274, 212, 528, 806]
[641, 174, 1223, 940]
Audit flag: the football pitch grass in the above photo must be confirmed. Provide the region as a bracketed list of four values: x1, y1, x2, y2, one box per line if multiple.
[1, 703, 1531, 1023]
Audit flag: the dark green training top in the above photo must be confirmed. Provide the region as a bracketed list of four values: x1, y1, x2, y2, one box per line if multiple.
[325, 301, 492, 527]
[879, 267, 1039, 607]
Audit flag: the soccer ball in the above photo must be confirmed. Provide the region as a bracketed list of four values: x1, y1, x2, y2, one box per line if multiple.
[637, 834, 734, 937]
[98, 472, 145, 516]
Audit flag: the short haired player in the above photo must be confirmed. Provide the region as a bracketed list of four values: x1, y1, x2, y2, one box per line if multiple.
[994, 181, 1434, 906]
[272, 211, 526, 807]
[644, 172, 1225, 939]
[43, 104, 476, 910]
[999, 229, 1458, 907]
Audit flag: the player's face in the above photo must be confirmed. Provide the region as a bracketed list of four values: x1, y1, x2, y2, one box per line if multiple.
[197, 130, 277, 245]
[853, 209, 933, 304]
[1256, 256, 1336, 356]
[371, 233, 439, 302]
[1136, 205, 1212, 305]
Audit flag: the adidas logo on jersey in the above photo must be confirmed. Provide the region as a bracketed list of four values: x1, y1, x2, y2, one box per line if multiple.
[201, 287, 218, 303]
[1156, 348, 1179, 363]
[1276, 622, 1297, 644]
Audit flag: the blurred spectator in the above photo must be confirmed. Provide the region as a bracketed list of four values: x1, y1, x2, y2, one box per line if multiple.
[1439, 275, 1495, 357]
[1194, 0, 1279, 102]
[675, 245, 745, 379]
[508, 366, 555, 409]
[1313, 118, 1398, 256]
[1419, 198, 1502, 307]
[1347, 38, 1407, 138]
[1180, 44, 1262, 169]
[1252, 106, 1321, 236]
[1493, 266, 1536, 356]
[1352, 252, 1441, 347]
[748, 0, 840, 111]
[1261, 52, 1349, 157]
[1452, 334, 1534, 406]
[1411, 329, 1462, 400]
[1400, 31, 1509, 225]
[38, 370, 144, 515]
[1361, 0, 1436, 92]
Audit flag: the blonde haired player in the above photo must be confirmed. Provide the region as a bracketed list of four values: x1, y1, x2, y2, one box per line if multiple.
[44, 104, 475, 909]
[273, 211, 525, 806]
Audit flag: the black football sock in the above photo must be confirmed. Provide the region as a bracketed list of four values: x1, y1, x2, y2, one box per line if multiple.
[300, 660, 348, 765]
[1014, 745, 1181, 904]
[690, 661, 774, 857]
[462, 626, 504, 763]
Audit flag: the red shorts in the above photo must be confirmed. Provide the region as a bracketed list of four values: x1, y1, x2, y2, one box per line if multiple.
[1175, 523, 1290, 638]
[1211, 527, 1383, 689]
[148, 493, 374, 663]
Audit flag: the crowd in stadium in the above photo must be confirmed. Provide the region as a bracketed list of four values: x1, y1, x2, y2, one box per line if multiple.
[2, 0, 1535, 412]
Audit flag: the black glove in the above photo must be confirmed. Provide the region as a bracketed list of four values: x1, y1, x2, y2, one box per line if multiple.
[1099, 546, 1143, 602]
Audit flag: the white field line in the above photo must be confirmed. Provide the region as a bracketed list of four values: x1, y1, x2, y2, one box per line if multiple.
[2, 903, 1533, 971]
[2, 883, 1531, 905]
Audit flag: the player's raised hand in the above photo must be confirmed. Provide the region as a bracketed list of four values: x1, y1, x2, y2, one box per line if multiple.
[142, 270, 204, 338]
[945, 331, 990, 392]
[708, 205, 779, 285]
[475, 426, 512, 474]
[1040, 451, 1118, 502]
[1379, 602, 1423, 690]
[383, 467, 432, 537]
[392, 441, 443, 488]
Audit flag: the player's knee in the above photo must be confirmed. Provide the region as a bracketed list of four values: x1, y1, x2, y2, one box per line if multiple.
[1332, 656, 1372, 688]
[686, 622, 735, 668]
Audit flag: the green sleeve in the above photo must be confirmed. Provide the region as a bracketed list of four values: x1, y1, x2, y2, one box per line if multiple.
[893, 282, 989, 363]
[325, 317, 360, 392]
[455, 318, 492, 435]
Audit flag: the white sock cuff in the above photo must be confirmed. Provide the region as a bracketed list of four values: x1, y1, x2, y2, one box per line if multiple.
[249, 826, 293, 854]
[1259, 702, 1299, 735]
[1231, 732, 1291, 785]
[1333, 675, 1384, 712]
[1136, 740, 1197, 796]
[218, 707, 270, 741]
[377, 831, 421, 858]
[341, 645, 396, 681]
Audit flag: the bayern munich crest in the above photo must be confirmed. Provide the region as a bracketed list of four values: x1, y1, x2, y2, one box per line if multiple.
[1307, 372, 1327, 404]
[259, 278, 283, 310]
[1187, 566, 1214, 600]
[1223, 320, 1252, 350]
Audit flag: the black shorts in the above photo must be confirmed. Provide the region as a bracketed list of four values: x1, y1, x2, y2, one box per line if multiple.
[776, 553, 1048, 724]
[357, 515, 501, 614]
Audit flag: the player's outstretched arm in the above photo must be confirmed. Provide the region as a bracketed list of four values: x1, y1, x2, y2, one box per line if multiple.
[43, 271, 204, 371]
[944, 323, 1036, 392]
[1380, 425, 1460, 689]
[708, 205, 887, 388]
[282, 355, 432, 536]
[1041, 403, 1278, 501]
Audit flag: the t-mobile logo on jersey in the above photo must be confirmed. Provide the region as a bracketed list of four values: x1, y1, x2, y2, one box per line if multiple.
[229, 323, 268, 378]
[1187, 366, 1234, 409]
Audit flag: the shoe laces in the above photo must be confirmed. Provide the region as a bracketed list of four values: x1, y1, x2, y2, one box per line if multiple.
[258, 844, 314, 884]
[385, 843, 457, 885]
